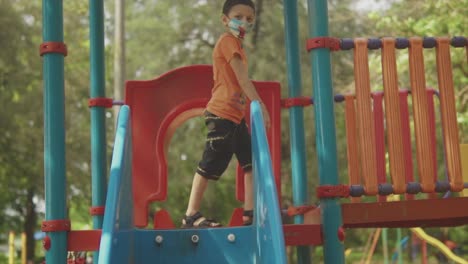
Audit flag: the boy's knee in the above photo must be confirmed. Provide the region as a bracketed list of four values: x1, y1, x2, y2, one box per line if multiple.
[196, 167, 222, 181]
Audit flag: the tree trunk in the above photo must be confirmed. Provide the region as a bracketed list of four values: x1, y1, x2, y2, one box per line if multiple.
[252, 0, 263, 49]
[24, 187, 37, 262]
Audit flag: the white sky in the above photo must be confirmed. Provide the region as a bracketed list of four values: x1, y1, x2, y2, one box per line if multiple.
[354, 0, 393, 11]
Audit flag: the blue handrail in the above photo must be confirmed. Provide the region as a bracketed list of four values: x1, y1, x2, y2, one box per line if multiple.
[251, 101, 287, 264]
[99, 105, 135, 263]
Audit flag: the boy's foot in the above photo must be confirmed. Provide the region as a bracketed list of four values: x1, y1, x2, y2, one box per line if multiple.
[181, 212, 222, 228]
[242, 210, 254, 226]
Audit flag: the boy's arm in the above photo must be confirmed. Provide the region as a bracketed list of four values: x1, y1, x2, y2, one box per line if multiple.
[230, 54, 271, 129]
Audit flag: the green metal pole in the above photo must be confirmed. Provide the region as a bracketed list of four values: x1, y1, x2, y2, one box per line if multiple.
[89, 0, 107, 260]
[306, 0, 345, 263]
[282, 0, 310, 263]
[382, 228, 389, 264]
[42, 0, 67, 263]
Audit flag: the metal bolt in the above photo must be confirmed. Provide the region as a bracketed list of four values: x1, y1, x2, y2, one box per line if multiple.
[191, 235, 199, 244]
[227, 234, 236, 243]
[155, 235, 163, 244]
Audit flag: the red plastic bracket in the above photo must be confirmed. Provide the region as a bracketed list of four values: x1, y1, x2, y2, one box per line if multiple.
[41, 219, 71, 232]
[88, 97, 114, 108]
[287, 205, 317, 216]
[89, 206, 105, 216]
[317, 185, 350, 198]
[338, 227, 346, 242]
[74, 258, 86, 264]
[280, 96, 312, 108]
[306, 37, 341, 52]
[43, 236, 51, 251]
[40, 42, 68, 57]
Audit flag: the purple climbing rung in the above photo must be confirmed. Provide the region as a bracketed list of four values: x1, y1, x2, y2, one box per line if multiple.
[113, 100, 125, 106]
[339, 36, 467, 50]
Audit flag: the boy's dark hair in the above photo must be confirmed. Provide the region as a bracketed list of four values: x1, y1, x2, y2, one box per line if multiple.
[222, 0, 256, 15]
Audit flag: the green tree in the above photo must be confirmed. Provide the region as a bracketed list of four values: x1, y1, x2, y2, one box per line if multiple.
[0, 1, 114, 260]
[0, 0, 43, 260]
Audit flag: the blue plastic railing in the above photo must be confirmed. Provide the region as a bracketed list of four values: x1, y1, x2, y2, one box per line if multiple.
[97, 102, 286, 263]
[98, 105, 135, 263]
[251, 101, 287, 264]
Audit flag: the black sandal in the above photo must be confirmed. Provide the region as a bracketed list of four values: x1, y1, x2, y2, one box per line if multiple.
[181, 212, 222, 228]
[243, 210, 254, 226]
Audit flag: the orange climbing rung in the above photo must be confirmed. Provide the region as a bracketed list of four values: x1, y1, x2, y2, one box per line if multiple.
[353, 38, 378, 195]
[399, 91, 416, 200]
[408, 37, 436, 193]
[381, 38, 406, 194]
[344, 95, 361, 202]
[436, 37, 463, 191]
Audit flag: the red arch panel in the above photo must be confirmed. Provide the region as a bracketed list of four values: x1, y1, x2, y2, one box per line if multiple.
[125, 65, 281, 227]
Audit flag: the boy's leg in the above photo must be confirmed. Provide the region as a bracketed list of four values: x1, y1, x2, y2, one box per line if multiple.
[182, 172, 222, 227]
[182, 112, 233, 227]
[243, 170, 254, 222]
[234, 119, 254, 224]
[186, 172, 209, 216]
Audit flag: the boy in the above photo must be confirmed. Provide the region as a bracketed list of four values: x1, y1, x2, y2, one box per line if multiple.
[182, 0, 270, 228]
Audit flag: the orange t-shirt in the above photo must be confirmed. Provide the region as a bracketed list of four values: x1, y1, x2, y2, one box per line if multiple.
[206, 33, 248, 124]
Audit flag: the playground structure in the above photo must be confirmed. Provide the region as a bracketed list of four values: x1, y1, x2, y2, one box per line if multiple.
[40, 0, 468, 264]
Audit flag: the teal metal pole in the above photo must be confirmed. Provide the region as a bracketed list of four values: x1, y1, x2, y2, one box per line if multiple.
[42, 0, 67, 263]
[306, 1, 345, 263]
[282, 0, 310, 263]
[396, 228, 403, 264]
[89, 0, 107, 260]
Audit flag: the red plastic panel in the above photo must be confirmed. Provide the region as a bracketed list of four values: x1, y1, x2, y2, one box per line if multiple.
[228, 207, 245, 227]
[68, 230, 102, 251]
[426, 90, 438, 182]
[399, 90, 415, 200]
[283, 224, 323, 246]
[126, 65, 282, 227]
[426, 89, 439, 199]
[153, 209, 175, 229]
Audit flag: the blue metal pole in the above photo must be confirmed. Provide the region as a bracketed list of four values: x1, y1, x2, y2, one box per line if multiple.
[42, 0, 67, 263]
[282, 0, 310, 263]
[306, 1, 345, 263]
[89, 0, 107, 260]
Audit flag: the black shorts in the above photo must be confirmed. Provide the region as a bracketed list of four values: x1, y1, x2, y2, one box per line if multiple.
[196, 111, 252, 180]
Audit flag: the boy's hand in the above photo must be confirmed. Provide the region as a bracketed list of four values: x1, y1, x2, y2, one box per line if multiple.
[260, 103, 271, 129]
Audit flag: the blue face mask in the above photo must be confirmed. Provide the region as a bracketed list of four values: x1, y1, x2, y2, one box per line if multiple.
[228, 18, 253, 39]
